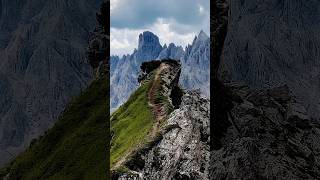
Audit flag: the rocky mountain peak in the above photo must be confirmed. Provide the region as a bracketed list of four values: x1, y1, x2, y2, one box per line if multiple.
[135, 31, 163, 61]
[162, 43, 167, 49]
[138, 31, 162, 50]
[191, 30, 209, 46]
[198, 30, 209, 41]
[167, 42, 176, 49]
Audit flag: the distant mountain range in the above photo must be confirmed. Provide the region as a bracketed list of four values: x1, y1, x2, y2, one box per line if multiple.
[110, 31, 210, 112]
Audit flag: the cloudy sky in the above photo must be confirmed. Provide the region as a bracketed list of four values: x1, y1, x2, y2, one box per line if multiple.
[111, 0, 210, 56]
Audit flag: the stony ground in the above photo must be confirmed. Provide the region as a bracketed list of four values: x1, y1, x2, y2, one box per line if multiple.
[211, 82, 320, 179]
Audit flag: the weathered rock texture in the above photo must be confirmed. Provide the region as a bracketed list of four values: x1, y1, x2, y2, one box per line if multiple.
[218, 0, 320, 118]
[211, 82, 320, 179]
[87, 23, 109, 78]
[117, 91, 210, 180]
[212, 0, 320, 179]
[0, 0, 100, 167]
[114, 61, 210, 180]
[140, 91, 209, 180]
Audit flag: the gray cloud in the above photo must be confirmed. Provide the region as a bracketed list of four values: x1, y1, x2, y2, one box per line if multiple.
[110, 0, 210, 56]
[111, 0, 209, 30]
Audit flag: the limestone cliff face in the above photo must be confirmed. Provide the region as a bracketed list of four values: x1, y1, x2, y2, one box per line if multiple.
[0, 0, 100, 167]
[212, 0, 320, 179]
[218, 0, 320, 118]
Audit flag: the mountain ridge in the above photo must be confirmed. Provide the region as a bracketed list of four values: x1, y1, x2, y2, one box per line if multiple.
[111, 60, 210, 179]
[110, 30, 210, 112]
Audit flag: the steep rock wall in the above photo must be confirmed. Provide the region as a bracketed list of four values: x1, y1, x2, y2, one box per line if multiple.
[219, 0, 320, 118]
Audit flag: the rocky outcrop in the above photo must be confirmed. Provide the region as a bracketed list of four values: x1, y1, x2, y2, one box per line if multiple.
[143, 60, 181, 119]
[140, 91, 209, 180]
[211, 82, 320, 179]
[87, 1, 109, 78]
[87, 24, 108, 77]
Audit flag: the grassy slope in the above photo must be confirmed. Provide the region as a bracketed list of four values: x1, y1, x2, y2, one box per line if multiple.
[110, 75, 155, 168]
[1, 75, 109, 180]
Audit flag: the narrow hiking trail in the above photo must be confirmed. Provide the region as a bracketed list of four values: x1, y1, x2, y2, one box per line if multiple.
[113, 63, 169, 170]
[148, 63, 168, 120]
[148, 63, 169, 137]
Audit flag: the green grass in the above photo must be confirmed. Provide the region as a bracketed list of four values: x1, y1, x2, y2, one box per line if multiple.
[110, 77, 155, 168]
[1, 75, 109, 180]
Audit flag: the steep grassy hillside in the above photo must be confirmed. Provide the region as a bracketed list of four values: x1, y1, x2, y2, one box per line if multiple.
[110, 74, 155, 169]
[110, 61, 182, 176]
[0, 75, 109, 180]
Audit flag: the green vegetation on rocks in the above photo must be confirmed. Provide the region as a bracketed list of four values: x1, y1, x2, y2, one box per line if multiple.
[1, 75, 109, 180]
[110, 75, 155, 169]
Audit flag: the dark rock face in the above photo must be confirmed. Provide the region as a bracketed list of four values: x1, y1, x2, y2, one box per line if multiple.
[137, 31, 163, 61]
[211, 0, 229, 78]
[0, 0, 100, 167]
[218, 0, 320, 118]
[211, 83, 320, 179]
[212, 0, 320, 179]
[87, 25, 108, 77]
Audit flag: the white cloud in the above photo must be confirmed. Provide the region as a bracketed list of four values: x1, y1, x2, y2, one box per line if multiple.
[110, 28, 142, 56]
[111, 0, 209, 29]
[198, 4, 205, 15]
[110, 0, 210, 56]
[110, 0, 119, 12]
[111, 18, 198, 56]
